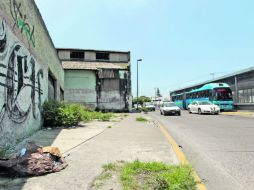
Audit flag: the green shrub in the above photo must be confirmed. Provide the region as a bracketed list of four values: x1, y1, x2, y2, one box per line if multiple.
[141, 107, 148, 113]
[42, 101, 114, 127]
[136, 117, 148, 122]
[42, 100, 65, 127]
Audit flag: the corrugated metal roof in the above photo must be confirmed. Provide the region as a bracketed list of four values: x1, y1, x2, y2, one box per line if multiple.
[171, 66, 254, 93]
[62, 61, 128, 70]
[56, 48, 130, 54]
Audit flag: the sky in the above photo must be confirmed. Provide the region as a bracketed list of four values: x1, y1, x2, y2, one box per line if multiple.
[35, 0, 254, 97]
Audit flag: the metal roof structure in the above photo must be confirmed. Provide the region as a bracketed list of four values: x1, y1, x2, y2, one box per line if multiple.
[62, 61, 128, 70]
[171, 66, 254, 93]
[57, 48, 130, 54]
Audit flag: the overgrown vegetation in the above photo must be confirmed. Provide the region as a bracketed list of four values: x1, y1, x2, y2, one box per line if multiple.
[136, 117, 148, 122]
[43, 101, 114, 127]
[121, 160, 196, 190]
[132, 96, 151, 105]
[91, 161, 197, 190]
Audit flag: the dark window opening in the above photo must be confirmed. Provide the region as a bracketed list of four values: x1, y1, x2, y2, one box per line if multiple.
[48, 73, 56, 100]
[96, 52, 109, 60]
[70, 51, 85, 60]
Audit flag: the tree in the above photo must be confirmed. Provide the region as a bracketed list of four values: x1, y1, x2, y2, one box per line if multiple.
[156, 88, 162, 97]
[133, 96, 151, 105]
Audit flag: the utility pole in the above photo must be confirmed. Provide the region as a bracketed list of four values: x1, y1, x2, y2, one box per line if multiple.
[136, 59, 142, 110]
[154, 87, 157, 107]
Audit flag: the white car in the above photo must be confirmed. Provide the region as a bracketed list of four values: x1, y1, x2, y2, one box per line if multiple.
[160, 102, 181, 116]
[188, 101, 220, 114]
[143, 102, 155, 111]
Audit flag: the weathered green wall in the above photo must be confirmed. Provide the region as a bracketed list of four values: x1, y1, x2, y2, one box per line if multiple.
[65, 70, 97, 108]
[0, 0, 64, 154]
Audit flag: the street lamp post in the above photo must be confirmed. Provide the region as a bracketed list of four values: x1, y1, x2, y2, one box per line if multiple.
[137, 59, 142, 110]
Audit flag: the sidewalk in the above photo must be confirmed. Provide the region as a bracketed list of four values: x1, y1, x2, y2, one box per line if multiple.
[1, 113, 178, 190]
[220, 110, 254, 117]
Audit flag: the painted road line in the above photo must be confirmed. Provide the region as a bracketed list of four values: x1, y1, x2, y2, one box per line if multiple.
[221, 112, 254, 117]
[154, 120, 208, 190]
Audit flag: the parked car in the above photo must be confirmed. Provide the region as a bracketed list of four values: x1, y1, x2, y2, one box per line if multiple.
[160, 102, 181, 116]
[188, 101, 220, 114]
[133, 104, 142, 109]
[143, 102, 155, 111]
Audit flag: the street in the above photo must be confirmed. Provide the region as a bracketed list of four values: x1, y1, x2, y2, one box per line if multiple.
[150, 110, 254, 190]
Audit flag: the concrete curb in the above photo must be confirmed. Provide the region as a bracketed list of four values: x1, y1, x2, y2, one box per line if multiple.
[221, 112, 254, 117]
[153, 119, 208, 190]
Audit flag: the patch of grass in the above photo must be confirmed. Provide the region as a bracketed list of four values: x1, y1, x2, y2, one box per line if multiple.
[98, 172, 112, 181]
[124, 114, 129, 117]
[120, 160, 196, 190]
[91, 161, 197, 190]
[136, 117, 148, 122]
[103, 163, 118, 171]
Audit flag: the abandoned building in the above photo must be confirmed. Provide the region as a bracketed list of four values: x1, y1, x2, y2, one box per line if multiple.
[0, 0, 64, 151]
[57, 48, 132, 112]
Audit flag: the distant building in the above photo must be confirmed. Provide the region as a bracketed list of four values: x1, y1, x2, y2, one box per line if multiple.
[170, 67, 254, 110]
[0, 0, 64, 151]
[57, 48, 131, 112]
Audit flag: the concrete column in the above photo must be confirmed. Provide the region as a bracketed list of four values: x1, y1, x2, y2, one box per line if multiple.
[234, 76, 238, 103]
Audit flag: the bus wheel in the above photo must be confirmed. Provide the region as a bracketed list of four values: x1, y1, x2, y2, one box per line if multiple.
[198, 109, 202, 115]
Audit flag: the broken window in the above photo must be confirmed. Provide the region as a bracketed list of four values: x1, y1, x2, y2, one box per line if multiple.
[96, 52, 109, 61]
[70, 51, 84, 60]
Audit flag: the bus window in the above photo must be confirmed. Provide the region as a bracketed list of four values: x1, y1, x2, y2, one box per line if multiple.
[214, 88, 233, 101]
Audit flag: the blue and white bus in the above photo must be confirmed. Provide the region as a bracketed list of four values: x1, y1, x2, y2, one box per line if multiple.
[171, 83, 234, 111]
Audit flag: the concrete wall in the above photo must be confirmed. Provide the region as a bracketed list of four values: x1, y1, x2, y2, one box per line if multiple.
[57, 49, 130, 63]
[0, 0, 64, 153]
[64, 70, 97, 109]
[58, 50, 70, 60]
[85, 51, 95, 61]
[109, 53, 129, 62]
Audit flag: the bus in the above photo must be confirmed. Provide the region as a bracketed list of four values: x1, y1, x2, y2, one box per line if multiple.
[171, 83, 234, 111]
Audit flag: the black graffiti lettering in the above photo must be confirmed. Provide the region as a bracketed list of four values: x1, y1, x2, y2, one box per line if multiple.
[0, 18, 44, 125]
[0, 20, 7, 54]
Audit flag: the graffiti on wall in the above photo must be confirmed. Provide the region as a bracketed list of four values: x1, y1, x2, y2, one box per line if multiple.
[9, 0, 35, 47]
[0, 18, 44, 128]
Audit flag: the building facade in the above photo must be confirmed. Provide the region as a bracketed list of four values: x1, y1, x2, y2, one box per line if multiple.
[170, 67, 254, 110]
[0, 0, 64, 152]
[57, 48, 132, 112]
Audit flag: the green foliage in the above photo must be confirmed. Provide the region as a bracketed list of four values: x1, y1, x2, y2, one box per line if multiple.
[156, 88, 162, 97]
[141, 107, 149, 113]
[120, 160, 196, 190]
[42, 101, 114, 127]
[133, 96, 151, 105]
[136, 117, 148, 122]
[42, 101, 65, 127]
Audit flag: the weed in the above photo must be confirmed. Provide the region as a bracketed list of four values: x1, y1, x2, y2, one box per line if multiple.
[120, 160, 196, 190]
[103, 163, 118, 172]
[92, 161, 196, 190]
[136, 117, 148, 122]
[108, 126, 112, 128]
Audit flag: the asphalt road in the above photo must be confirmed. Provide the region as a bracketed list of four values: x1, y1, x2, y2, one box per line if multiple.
[150, 110, 254, 190]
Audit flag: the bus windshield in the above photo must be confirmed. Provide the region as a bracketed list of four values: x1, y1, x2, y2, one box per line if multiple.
[214, 88, 232, 101]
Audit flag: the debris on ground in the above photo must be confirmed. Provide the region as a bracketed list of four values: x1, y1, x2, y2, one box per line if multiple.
[0, 143, 67, 177]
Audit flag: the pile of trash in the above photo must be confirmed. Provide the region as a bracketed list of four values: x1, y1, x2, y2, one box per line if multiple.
[0, 143, 68, 177]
